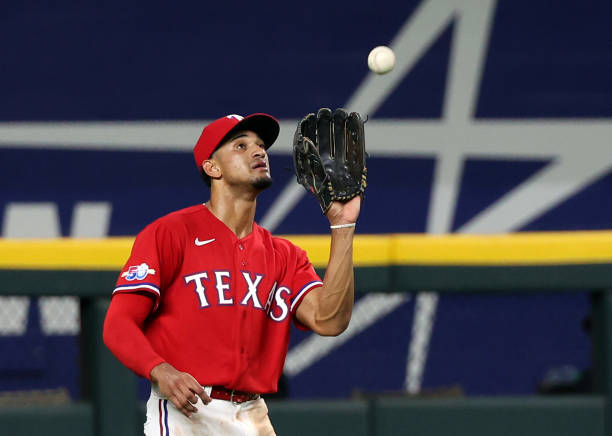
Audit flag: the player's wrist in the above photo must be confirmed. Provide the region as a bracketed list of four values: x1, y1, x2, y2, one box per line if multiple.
[326, 210, 358, 228]
[149, 361, 171, 382]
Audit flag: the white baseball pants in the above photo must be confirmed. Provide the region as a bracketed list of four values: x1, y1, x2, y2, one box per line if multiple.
[144, 384, 276, 436]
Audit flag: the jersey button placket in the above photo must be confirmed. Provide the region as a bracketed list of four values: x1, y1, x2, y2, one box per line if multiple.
[236, 241, 248, 375]
[238, 242, 246, 267]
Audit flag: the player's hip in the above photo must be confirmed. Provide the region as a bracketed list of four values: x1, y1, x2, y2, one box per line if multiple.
[145, 383, 275, 436]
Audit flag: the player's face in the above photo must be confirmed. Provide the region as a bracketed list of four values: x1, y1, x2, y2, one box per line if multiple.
[213, 130, 273, 190]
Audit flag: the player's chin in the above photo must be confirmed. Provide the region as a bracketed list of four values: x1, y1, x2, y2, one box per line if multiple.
[251, 175, 273, 191]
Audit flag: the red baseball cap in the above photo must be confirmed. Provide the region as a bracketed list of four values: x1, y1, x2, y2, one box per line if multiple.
[193, 113, 280, 170]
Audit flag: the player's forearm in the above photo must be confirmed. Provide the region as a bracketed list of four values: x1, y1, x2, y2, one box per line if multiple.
[314, 226, 355, 335]
[103, 294, 166, 379]
[104, 317, 165, 379]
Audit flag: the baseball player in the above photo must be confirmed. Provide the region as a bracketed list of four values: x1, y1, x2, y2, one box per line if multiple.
[103, 109, 366, 435]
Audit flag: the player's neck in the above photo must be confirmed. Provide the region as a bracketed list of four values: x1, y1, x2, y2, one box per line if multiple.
[205, 191, 257, 239]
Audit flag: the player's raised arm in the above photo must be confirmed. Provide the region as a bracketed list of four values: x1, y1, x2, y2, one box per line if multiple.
[292, 108, 366, 336]
[296, 197, 360, 336]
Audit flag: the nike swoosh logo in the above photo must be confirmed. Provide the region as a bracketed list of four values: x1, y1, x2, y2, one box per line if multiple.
[194, 238, 216, 246]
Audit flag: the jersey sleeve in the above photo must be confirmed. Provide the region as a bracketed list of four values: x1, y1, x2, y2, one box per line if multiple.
[288, 246, 323, 316]
[113, 219, 182, 310]
[274, 238, 323, 326]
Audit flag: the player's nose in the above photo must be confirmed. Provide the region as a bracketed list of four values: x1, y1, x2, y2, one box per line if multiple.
[251, 143, 266, 158]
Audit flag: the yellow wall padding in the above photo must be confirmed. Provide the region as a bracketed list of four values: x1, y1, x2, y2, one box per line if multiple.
[1, 231, 611, 270]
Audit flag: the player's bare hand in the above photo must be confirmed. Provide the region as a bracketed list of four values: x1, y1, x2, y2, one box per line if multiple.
[326, 196, 361, 228]
[150, 362, 211, 417]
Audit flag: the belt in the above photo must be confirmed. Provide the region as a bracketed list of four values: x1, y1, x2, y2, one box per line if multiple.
[210, 386, 260, 404]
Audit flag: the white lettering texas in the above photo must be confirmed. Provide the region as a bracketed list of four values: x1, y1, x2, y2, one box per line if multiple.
[183, 271, 289, 322]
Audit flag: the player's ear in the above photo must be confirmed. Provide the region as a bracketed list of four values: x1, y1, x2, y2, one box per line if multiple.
[202, 160, 221, 179]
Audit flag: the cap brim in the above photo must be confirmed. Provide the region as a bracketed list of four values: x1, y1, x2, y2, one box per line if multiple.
[221, 113, 280, 150]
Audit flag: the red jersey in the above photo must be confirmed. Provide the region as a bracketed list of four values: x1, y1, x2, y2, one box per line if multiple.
[113, 204, 322, 393]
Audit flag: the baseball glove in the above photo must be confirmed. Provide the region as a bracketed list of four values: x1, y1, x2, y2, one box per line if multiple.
[293, 108, 367, 214]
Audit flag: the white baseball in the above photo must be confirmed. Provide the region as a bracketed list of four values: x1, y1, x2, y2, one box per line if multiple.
[367, 46, 395, 75]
